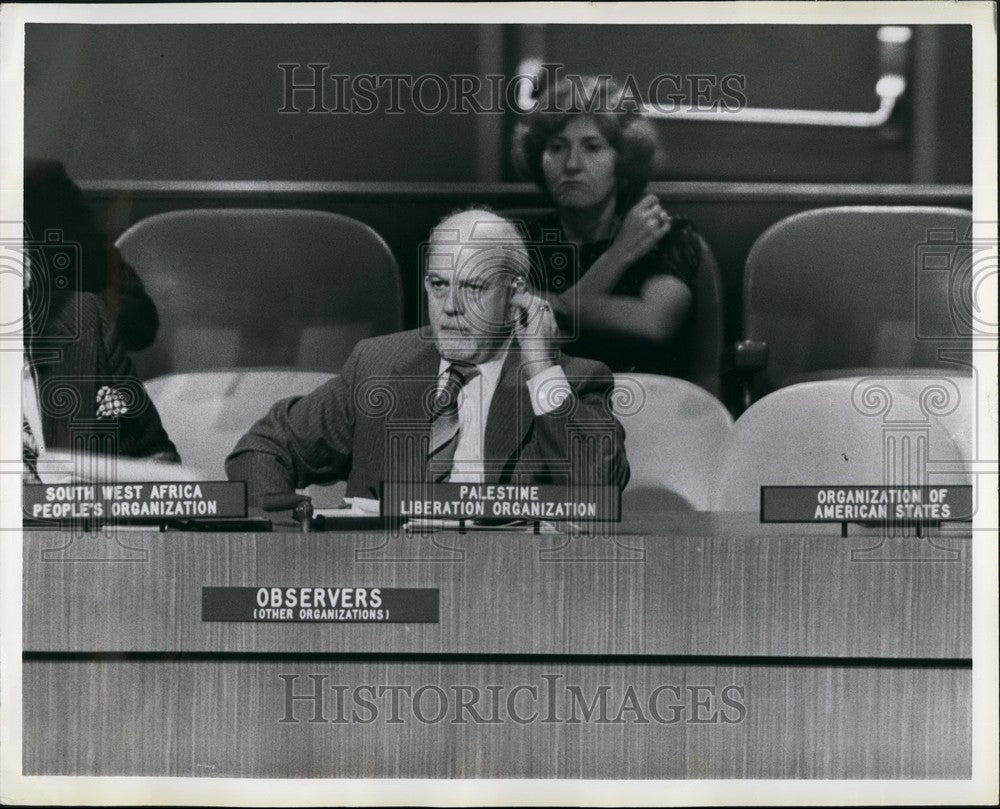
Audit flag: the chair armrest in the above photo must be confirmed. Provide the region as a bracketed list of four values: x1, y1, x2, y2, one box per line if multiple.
[722, 340, 769, 414]
[730, 339, 768, 371]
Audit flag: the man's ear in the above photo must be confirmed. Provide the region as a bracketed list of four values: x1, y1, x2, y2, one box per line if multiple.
[506, 281, 521, 320]
[508, 277, 526, 305]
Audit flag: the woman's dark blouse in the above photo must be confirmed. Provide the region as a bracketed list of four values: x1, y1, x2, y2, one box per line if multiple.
[521, 210, 701, 376]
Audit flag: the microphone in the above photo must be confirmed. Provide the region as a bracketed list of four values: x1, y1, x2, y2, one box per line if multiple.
[261, 492, 314, 533]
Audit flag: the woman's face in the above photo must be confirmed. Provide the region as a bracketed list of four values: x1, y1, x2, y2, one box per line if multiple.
[541, 116, 618, 213]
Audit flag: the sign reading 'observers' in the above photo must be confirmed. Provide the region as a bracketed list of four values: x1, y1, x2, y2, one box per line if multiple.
[202, 587, 439, 623]
[760, 486, 974, 523]
[23, 481, 247, 521]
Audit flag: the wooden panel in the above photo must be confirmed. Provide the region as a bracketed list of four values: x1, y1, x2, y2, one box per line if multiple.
[22, 660, 970, 778]
[23, 523, 971, 658]
[80, 179, 973, 205]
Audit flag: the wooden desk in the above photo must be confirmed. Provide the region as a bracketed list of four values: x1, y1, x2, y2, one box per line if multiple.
[22, 516, 971, 778]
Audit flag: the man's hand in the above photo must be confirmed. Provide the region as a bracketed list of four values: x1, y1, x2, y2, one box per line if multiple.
[510, 288, 560, 378]
[610, 194, 672, 265]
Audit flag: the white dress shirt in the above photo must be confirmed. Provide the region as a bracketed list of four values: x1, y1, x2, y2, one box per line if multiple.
[437, 351, 569, 483]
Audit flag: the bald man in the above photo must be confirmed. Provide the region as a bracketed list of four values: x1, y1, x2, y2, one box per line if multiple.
[226, 209, 629, 506]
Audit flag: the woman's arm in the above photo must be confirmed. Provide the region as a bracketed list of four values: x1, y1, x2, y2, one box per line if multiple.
[564, 195, 669, 295]
[554, 274, 692, 343]
[549, 195, 696, 344]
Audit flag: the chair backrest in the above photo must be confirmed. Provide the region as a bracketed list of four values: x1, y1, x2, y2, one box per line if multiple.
[612, 373, 734, 511]
[145, 370, 334, 481]
[743, 206, 973, 391]
[711, 375, 973, 511]
[116, 209, 402, 379]
[688, 235, 724, 395]
[502, 208, 724, 395]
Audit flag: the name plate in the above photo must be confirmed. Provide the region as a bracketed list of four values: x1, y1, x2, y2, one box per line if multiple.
[380, 482, 621, 521]
[202, 587, 439, 623]
[23, 481, 247, 521]
[760, 485, 974, 523]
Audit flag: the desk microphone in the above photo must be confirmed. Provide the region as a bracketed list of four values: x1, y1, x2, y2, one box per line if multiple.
[261, 492, 314, 533]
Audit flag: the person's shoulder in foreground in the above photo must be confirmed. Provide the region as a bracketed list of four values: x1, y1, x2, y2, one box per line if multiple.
[26, 290, 179, 461]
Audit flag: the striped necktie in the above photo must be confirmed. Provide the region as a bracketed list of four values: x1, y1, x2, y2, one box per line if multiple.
[427, 362, 480, 482]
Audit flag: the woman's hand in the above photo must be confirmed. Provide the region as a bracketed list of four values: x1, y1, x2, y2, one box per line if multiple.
[611, 194, 672, 264]
[552, 193, 688, 346]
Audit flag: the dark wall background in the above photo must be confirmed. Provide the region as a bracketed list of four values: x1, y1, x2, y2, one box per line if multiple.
[25, 24, 490, 181]
[25, 23, 972, 184]
[538, 24, 971, 184]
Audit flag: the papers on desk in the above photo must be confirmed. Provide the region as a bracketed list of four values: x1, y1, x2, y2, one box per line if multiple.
[35, 450, 207, 484]
[310, 497, 385, 530]
[405, 519, 564, 534]
[315, 497, 381, 518]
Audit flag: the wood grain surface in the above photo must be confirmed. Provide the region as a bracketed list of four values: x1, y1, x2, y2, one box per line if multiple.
[22, 660, 970, 778]
[23, 522, 971, 658]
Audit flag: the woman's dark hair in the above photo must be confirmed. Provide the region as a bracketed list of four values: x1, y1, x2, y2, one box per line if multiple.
[511, 75, 663, 213]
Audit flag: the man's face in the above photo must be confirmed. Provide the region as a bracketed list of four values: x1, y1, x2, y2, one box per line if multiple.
[425, 218, 519, 364]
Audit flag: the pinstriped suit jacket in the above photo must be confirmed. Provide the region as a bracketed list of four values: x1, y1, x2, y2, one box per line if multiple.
[226, 329, 629, 504]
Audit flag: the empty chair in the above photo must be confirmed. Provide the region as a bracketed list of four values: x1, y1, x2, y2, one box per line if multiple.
[144, 370, 334, 481]
[116, 209, 402, 379]
[612, 373, 733, 511]
[712, 375, 973, 512]
[503, 208, 725, 396]
[739, 206, 974, 395]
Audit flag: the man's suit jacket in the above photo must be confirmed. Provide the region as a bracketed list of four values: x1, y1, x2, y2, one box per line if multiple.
[26, 291, 179, 460]
[226, 329, 630, 504]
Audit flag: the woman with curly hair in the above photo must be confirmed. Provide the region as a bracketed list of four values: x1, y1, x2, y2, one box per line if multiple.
[511, 76, 701, 375]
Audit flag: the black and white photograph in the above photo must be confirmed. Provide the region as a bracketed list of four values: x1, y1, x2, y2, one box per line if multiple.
[0, 2, 997, 805]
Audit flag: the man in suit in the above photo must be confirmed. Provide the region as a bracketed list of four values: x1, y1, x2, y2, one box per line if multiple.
[226, 209, 629, 506]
